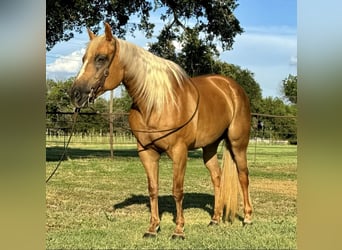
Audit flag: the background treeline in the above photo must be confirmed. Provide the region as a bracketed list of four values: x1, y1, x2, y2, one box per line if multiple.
[46, 62, 297, 143]
[46, 0, 296, 143]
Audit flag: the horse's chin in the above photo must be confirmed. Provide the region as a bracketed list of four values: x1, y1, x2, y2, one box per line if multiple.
[87, 95, 96, 105]
[72, 94, 90, 109]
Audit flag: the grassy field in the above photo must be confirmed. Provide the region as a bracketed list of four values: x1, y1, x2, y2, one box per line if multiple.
[46, 142, 297, 249]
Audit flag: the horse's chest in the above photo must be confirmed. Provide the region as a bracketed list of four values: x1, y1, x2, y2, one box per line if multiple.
[128, 109, 167, 148]
[128, 108, 194, 150]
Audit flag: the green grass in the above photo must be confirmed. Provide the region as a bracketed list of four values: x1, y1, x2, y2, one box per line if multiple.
[46, 143, 297, 249]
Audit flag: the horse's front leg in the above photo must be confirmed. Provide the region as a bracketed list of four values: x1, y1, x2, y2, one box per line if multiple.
[167, 144, 188, 239]
[138, 146, 161, 238]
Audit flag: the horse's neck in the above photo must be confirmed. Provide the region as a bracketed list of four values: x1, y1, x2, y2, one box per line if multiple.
[123, 78, 187, 118]
[118, 39, 189, 116]
[122, 81, 145, 110]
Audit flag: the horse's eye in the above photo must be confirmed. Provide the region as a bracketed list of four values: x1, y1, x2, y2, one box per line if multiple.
[96, 55, 107, 64]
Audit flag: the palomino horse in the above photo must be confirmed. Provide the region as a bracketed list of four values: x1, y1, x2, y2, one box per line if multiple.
[70, 23, 252, 239]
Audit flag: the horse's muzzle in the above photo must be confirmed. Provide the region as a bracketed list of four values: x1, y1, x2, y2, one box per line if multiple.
[69, 85, 90, 108]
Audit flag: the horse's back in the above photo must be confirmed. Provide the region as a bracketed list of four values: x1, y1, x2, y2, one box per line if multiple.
[191, 74, 250, 114]
[192, 74, 249, 100]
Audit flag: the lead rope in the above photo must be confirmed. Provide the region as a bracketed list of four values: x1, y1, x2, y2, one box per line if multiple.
[46, 108, 80, 183]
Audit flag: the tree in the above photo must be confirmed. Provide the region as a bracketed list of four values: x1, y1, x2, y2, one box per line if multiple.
[46, 0, 243, 51]
[258, 97, 297, 141]
[177, 27, 218, 76]
[113, 87, 132, 113]
[46, 78, 110, 134]
[46, 78, 74, 134]
[111, 87, 132, 132]
[148, 31, 263, 113]
[148, 26, 218, 76]
[212, 61, 263, 113]
[148, 27, 178, 61]
[282, 74, 297, 104]
[46, 78, 74, 113]
[46, 77, 109, 113]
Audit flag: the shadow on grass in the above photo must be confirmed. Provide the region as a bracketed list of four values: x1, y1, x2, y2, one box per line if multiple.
[112, 193, 214, 223]
[46, 147, 204, 161]
[46, 147, 139, 161]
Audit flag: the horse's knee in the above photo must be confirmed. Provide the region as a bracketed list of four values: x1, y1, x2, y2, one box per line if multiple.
[172, 188, 184, 201]
[237, 166, 249, 176]
[149, 191, 158, 200]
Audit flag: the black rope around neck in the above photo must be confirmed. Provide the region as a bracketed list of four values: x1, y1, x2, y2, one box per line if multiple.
[135, 79, 200, 152]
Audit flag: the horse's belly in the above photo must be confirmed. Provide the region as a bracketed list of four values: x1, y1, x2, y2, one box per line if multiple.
[192, 123, 228, 148]
[193, 106, 231, 148]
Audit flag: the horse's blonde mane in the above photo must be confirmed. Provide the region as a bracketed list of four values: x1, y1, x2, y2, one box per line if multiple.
[117, 39, 188, 115]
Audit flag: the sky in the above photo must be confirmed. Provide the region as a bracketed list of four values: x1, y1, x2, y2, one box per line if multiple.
[46, 0, 297, 98]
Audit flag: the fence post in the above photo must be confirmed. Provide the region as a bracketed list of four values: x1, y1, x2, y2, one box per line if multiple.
[109, 90, 114, 159]
[254, 115, 258, 163]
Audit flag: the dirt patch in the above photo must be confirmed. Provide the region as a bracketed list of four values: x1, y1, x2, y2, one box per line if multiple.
[251, 179, 297, 198]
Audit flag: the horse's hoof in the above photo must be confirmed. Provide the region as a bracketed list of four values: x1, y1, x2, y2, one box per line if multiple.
[143, 225, 160, 238]
[143, 232, 157, 238]
[208, 220, 219, 226]
[243, 219, 253, 226]
[171, 233, 185, 240]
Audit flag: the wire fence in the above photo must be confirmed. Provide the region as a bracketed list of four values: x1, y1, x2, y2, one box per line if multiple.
[46, 111, 297, 162]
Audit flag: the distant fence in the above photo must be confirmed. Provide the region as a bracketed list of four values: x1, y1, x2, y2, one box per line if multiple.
[46, 111, 296, 164]
[46, 111, 296, 150]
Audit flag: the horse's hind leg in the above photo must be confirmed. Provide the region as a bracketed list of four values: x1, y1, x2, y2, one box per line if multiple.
[228, 120, 253, 224]
[231, 143, 252, 224]
[203, 141, 222, 224]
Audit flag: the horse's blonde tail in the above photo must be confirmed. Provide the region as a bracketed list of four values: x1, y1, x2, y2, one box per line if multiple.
[219, 144, 239, 222]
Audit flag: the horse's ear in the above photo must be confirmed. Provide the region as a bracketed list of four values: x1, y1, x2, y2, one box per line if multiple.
[104, 22, 113, 41]
[87, 28, 96, 40]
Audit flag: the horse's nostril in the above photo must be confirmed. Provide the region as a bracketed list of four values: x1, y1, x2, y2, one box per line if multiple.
[74, 89, 81, 100]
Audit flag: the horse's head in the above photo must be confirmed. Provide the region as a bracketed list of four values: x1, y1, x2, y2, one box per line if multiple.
[70, 22, 124, 108]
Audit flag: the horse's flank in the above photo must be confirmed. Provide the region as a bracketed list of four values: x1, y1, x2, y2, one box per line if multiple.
[117, 39, 188, 115]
